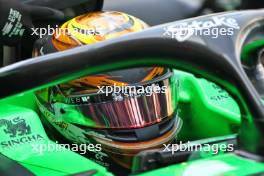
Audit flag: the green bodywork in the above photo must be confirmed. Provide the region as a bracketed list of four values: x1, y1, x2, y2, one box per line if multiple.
[139, 153, 264, 176]
[0, 104, 112, 176]
[0, 69, 263, 175]
[176, 70, 240, 141]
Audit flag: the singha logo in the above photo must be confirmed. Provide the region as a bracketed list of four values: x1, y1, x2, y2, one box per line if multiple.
[0, 117, 31, 138]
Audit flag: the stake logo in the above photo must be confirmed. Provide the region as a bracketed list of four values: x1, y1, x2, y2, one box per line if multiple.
[163, 16, 240, 42]
[0, 117, 31, 138]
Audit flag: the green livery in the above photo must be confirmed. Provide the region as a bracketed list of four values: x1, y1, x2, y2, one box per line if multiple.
[0, 70, 246, 175]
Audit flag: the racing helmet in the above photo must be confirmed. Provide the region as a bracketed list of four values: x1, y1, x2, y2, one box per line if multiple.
[33, 11, 181, 170]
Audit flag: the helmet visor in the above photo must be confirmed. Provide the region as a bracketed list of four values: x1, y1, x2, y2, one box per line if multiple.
[52, 72, 178, 129]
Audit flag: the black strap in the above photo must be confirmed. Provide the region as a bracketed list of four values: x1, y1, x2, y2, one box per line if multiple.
[0, 153, 34, 176]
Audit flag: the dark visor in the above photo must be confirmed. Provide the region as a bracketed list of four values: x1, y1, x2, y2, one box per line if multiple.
[52, 72, 178, 129]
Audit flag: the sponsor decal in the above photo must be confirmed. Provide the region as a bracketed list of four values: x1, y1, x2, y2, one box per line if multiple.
[0, 117, 31, 138]
[2, 8, 25, 38]
[0, 117, 44, 148]
[1, 134, 44, 148]
[163, 16, 240, 42]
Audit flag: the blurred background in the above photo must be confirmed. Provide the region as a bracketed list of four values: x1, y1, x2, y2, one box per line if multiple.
[1, 0, 264, 66]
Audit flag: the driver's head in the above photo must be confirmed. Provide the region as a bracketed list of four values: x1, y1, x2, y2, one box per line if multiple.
[33, 11, 181, 171]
